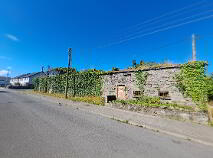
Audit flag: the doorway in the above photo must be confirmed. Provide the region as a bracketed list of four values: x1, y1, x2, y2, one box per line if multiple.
[117, 85, 126, 100]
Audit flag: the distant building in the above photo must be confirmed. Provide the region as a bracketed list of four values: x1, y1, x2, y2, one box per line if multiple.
[47, 69, 60, 76]
[0, 76, 10, 87]
[10, 72, 45, 86]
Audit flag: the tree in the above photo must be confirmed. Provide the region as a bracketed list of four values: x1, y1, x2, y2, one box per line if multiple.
[140, 60, 145, 66]
[112, 67, 120, 71]
[207, 75, 213, 101]
[132, 60, 136, 68]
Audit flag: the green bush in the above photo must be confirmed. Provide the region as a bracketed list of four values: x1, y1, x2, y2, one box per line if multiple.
[176, 61, 208, 103]
[115, 96, 193, 111]
[138, 96, 161, 104]
[206, 76, 213, 101]
[112, 67, 120, 71]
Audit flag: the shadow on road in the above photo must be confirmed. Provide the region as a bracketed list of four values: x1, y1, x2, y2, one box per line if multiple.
[0, 90, 8, 93]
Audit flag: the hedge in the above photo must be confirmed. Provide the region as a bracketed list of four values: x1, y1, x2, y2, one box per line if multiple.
[33, 70, 103, 97]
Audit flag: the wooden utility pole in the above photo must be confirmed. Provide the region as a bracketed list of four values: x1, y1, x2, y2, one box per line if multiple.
[65, 48, 72, 99]
[192, 34, 196, 61]
[6, 69, 9, 87]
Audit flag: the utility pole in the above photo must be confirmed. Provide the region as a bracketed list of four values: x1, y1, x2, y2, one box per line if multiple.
[65, 48, 72, 99]
[192, 34, 196, 61]
[6, 69, 9, 87]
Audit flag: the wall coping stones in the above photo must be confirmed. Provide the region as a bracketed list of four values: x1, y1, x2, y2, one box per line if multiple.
[101, 65, 181, 75]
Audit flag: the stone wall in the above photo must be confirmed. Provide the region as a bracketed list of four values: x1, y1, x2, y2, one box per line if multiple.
[102, 67, 195, 106]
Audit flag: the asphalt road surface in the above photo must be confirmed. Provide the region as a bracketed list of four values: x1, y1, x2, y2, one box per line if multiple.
[0, 89, 213, 158]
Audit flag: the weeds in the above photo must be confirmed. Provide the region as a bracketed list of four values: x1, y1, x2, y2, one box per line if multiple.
[30, 90, 105, 105]
[114, 96, 194, 111]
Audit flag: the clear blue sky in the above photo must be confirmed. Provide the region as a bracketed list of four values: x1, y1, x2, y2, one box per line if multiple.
[0, 0, 213, 77]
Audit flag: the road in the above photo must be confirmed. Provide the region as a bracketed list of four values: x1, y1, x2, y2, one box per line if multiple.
[0, 89, 212, 158]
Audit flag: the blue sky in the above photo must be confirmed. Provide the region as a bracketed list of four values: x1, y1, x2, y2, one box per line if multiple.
[0, 0, 213, 77]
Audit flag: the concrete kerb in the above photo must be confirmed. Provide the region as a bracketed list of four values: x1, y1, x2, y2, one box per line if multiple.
[15, 90, 213, 147]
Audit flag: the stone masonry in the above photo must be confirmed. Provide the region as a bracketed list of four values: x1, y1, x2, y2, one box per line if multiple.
[102, 66, 195, 106]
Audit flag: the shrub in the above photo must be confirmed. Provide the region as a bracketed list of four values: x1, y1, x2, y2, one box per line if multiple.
[176, 61, 208, 103]
[112, 67, 120, 71]
[115, 96, 194, 111]
[138, 96, 161, 104]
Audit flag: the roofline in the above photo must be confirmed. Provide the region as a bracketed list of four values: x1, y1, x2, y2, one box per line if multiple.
[101, 65, 181, 75]
[12, 72, 44, 79]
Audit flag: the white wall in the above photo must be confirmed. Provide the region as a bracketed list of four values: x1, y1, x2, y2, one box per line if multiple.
[19, 77, 30, 86]
[10, 72, 44, 86]
[10, 79, 19, 86]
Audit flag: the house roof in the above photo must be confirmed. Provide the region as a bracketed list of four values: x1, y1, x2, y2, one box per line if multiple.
[0, 76, 10, 80]
[12, 72, 45, 79]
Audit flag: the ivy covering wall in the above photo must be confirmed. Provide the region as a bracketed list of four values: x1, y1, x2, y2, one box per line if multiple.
[176, 61, 208, 103]
[135, 71, 148, 94]
[33, 70, 103, 97]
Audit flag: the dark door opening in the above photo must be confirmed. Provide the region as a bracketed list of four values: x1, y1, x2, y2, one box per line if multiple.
[107, 95, 116, 103]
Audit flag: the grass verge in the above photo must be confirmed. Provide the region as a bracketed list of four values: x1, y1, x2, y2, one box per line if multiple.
[208, 105, 213, 126]
[28, 90, 105, 105]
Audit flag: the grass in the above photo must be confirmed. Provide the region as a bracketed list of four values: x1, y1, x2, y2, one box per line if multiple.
[111, 117, 129, 124]
[209, 122, 213, 127]
[114, 96, 194, 112]
[209, 100, 213, 106]
[68, 96, 105, 105]
[29, 90, 105, 105]
[208, 105, 213, 126]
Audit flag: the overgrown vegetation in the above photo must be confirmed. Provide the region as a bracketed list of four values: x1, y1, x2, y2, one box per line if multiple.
[206, 75, 213, 103]
[33, 69, 104, 99]
[176, 61, 208, 102]
[130, 60, 176, 70]
[135, 71, 148, 93]
[208, 105, 213, 126]
[112, 67, 120, 71]
[175, 61, 211, 111]
[132, 60, 158, 68]
[132, 65, 194, 111]
[114, 96, 194, 111]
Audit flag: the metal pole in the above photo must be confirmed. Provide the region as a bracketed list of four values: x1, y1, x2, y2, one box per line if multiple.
[6, 69, 9, 87]
[192, 34, 196, 61]
[65, 48, 72, 99]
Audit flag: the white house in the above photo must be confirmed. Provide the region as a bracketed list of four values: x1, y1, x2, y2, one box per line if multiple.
[10, 72, 45, 86]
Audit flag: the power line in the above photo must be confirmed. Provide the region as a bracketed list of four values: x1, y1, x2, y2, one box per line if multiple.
[147, 38, 190, 52]
[121, 0, 208, 32]
[120, 9, 213, 40]
[131, 37, 190, 57]
[110, 1, 213, 46]
[101, 14, 213, 48]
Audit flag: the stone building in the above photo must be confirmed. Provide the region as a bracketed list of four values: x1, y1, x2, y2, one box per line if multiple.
[102, 65, 195, 106]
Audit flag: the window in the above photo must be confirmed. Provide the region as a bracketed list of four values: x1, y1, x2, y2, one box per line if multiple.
[158, 91, 170, 99]
[133, 91, 142, 97]
[123, 73, 131, 76]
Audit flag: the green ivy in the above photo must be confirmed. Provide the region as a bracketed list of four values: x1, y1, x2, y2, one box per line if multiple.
[206, 76, 213, 100]
[176, 61, 208, 103]
[135, 71, 148, 93]
[33, 69, 103, 97]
